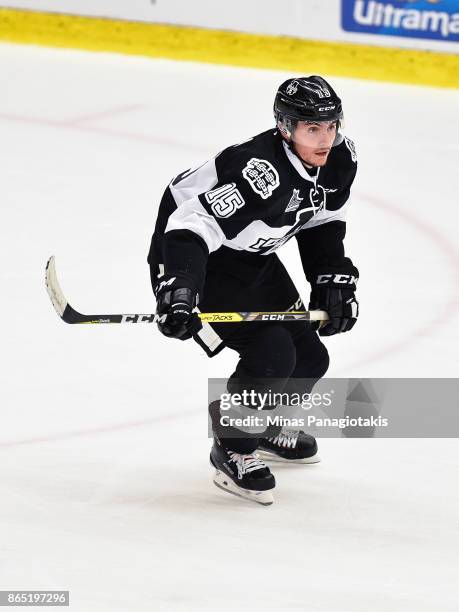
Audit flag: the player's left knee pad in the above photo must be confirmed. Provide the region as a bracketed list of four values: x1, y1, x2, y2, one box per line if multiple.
[237, 325, 297, 380]
[294, 339, 330, 380]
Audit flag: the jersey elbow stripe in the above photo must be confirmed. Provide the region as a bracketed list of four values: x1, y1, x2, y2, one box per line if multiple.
[165, 209, 225, 254]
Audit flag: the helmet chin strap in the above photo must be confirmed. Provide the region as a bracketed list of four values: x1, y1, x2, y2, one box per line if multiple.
[290, 139, 315, 169]
[277, 122, 316, 168]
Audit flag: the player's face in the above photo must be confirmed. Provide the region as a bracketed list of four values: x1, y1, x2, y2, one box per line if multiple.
[292, 120, 337, 167]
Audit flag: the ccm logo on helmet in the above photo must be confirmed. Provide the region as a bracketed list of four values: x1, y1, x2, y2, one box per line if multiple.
[316, 273, 357, 285]
[318, 105, 336, 112]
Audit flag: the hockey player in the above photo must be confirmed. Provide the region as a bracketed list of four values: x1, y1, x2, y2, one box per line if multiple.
[148, 76, 359, 505]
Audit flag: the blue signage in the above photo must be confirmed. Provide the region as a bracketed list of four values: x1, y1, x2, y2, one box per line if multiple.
[341, 0, 459, 42]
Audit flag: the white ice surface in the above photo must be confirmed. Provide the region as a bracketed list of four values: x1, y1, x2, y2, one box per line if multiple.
[0, 44, 458, 611]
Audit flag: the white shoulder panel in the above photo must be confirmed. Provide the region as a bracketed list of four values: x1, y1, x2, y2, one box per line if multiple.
[165, 196, 226, 254]
[169, 158, 219, 207]
[301, 199, 350, 229]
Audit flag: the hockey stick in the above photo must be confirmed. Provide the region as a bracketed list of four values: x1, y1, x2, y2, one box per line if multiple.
[45, 256, 329, 325]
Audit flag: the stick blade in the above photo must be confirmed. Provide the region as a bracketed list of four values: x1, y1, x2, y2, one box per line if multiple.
[45, 256, 68, 319]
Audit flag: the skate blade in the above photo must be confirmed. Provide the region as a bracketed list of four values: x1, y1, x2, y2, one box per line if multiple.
[257, 450, 321, 465]
[213, 471, 274, 506]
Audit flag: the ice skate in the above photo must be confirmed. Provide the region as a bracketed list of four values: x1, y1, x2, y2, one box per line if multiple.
[210, 439, 275, 506]
[257, 428, 320, 464]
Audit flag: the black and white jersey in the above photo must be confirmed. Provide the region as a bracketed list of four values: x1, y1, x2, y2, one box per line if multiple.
[148, 128, 357, 355]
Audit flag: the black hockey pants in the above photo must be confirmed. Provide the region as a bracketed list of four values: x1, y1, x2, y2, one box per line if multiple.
[219, 321, 329, 454]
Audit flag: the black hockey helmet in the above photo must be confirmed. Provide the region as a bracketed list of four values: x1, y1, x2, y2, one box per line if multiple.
[274, 76, 343, 138]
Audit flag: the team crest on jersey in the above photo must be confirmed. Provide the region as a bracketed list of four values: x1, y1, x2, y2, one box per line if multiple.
[344, 136, 357, 162]
[242, 158, 280, 200]
[285, 189, 303, 213]
[205, 183, 245, 218]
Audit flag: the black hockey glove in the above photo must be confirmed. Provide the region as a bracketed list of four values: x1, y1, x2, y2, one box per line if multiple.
[309, 258, 359, 336]
[154, 274, 202, 340]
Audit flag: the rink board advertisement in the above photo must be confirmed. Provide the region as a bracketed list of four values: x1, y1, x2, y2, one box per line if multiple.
[1, 0, 457, 51]
[342, 0, 459, 42]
